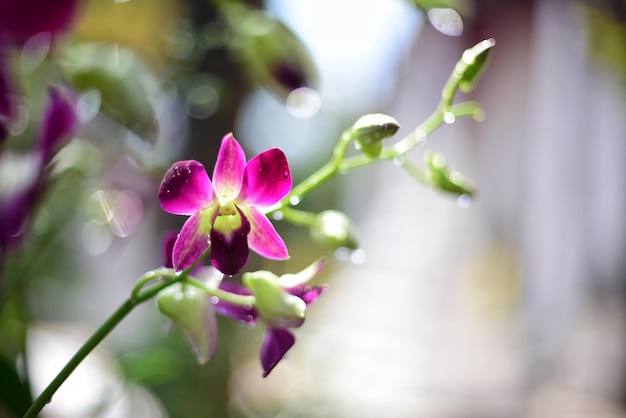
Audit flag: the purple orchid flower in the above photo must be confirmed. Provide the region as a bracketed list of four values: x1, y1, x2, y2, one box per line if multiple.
[159, 133, 292, 275]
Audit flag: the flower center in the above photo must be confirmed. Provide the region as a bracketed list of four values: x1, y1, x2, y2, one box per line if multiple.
[213, 202, 243, 238]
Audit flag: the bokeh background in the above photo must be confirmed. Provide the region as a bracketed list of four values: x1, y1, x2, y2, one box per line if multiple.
[2, 0, 626, 417]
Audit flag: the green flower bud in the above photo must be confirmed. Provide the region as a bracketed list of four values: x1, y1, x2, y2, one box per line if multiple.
[221, 3, 317, 100]
[458, 38, 495, 93]
[157, 284, 217, 364]
[243, 271, 306, 328]
[350, 113, 400, 158]
[424, 150, 475, 197]
[310, 210, 359, 250]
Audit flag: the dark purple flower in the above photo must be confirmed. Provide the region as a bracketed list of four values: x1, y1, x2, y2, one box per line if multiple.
[159, 133, 292, 275]
[0, 0, 82, 47]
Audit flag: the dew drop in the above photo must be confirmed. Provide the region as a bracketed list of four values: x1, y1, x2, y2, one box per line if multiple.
[210, 296, 219, 304]
[272, 211, 284, 221]
[289, 196, 300, 205]
[444, 112, 456, 124]
[393, 155, 406, 166]
[457, 194, 472, 208]
[283, 168, 290, 178]
[415, 129, 427, 142]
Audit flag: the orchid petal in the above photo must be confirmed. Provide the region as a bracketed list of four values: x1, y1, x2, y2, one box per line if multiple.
[215, 280, 258, 323]
[210, 206, 251, 275]
[162, 230, 178, 269]
[213, 133, 246, 201]
[159, 160, 215, 215]
[172, 207, 215, 271]
[39, 86, 78, 163]
[244, 207, 289, 259]
[261, 327, 295, 378]
[289, 285, 328, 307]
[240, 148, 291, 206]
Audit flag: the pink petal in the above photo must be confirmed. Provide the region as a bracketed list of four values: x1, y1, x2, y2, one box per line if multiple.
[244, 206, 289, 259]
[173, 208, 216, 271]
[210, 207, 251, 276]
[261, 327, 295, 377]
[213, 133, 246, 201]
[240, 148, 291, 206]
[159, 160, 215, 215]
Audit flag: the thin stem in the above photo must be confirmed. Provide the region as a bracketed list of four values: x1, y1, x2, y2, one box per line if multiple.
[184, 277, 256, 306]
[22, 277, 177, 418]
[399, 157, 430, 185]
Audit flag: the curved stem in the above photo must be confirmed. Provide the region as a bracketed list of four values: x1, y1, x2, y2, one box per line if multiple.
[22, 274, 180, 418]
[184, 277, 256, 306]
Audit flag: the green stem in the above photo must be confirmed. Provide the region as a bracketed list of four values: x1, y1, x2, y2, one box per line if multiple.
[184, 277, 256, 306]
[23, 258, 204, 418]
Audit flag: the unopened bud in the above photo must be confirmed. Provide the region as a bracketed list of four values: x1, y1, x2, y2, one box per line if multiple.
[243, 271, 306, 328]
[221, 3, 316, 100]
[310, 210, 358, 250]
[425, 150, 475, 197]
[157, 284, 217, 364]
[458, 38, 495, 93]
[350, 113, 400, 158]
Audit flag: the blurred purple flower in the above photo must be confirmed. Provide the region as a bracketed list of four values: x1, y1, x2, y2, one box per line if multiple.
[159, 133, 291, 275]
[0, 0, 82, 143]
[0, 0, 82, 47]
[0, 87, 78, 256]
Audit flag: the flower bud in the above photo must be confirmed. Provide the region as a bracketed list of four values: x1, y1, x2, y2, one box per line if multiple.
[221, 3, 317, 100]
[424, 150, 474, 197]
[310, 210, 358, 250]
[243, 271, 306, 328]
[458, 38, 495, 93]
[350, 114, 400, 158]
[157, 284, 217, 364]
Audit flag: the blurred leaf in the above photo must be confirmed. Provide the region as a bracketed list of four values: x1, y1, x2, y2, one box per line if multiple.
[58, 42, 159, 142]
[0, 355, 32, 417]
[221, 3, 317, 100]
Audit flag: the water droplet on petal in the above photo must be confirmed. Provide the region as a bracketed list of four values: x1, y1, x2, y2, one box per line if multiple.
[283, 168, 290, 178]
[210, 296, 219, 304]
[457, 194, 472, 208]
[243, 303, 253, 311]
